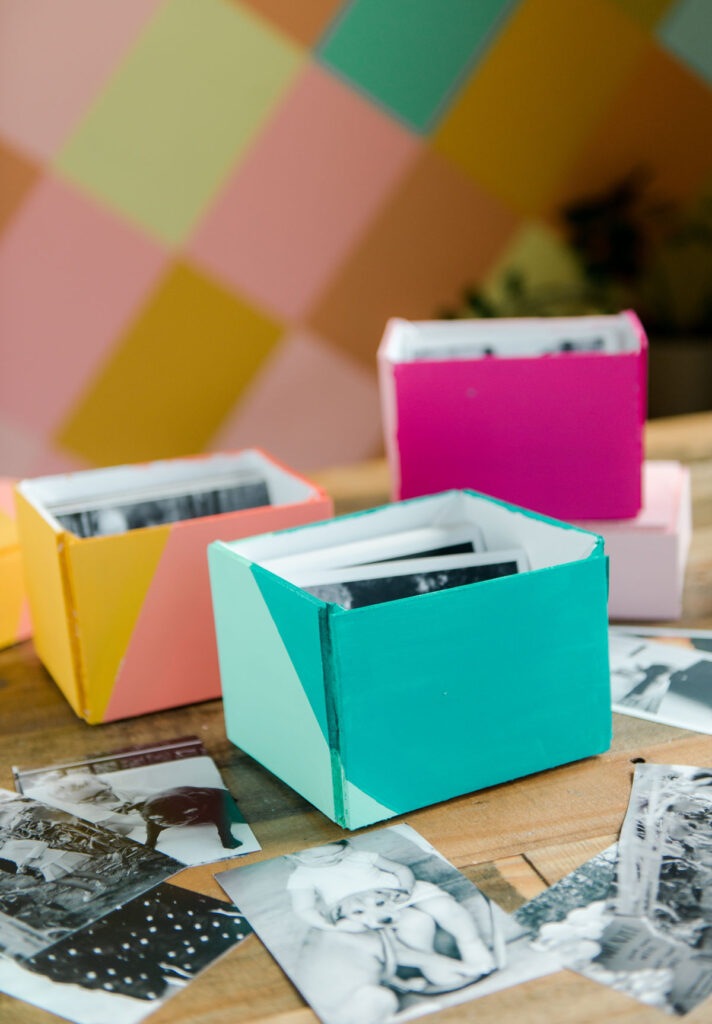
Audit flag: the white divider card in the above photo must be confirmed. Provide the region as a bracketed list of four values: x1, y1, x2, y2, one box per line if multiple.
[0, 882, 252, 1024]
[13, 736, 260, 867]
[261, 522, 486, 577]
[291, 549, 528, 610]
[0, 789, 180, 962]
[215, 824, 557, 1024]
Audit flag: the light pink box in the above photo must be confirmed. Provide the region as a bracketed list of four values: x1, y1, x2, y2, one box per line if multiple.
[378, 312, 647, 520]
[572, 461, 691, 622]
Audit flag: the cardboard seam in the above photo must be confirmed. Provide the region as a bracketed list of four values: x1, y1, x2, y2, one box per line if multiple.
[319, 605, 346, 827]
[55, 535, 90, 722]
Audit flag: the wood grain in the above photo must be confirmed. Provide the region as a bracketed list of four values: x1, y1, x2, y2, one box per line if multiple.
[2, 411, 712, 1023]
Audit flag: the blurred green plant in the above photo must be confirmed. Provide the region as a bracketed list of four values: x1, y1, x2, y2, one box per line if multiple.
[443, 170, 712, 337]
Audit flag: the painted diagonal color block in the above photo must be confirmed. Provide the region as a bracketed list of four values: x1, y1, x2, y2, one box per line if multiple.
[659, 0, 712, 86]
[559, 42, 712, 207]
[610, 0, 677, 28]
[0, 139, 40, 232]
[238, 0, 342, 46]
[190, 63, 419, 320]
[212, 329, 382, 470]
[66, 526, 171, 723]
[319, 0, 516, 132]
[104, 517, 234, 721]
[56, 263, 283, 466]
[0, 0, 162, 160]
[309, 151, 518, 366]
[56, 0, 303, 244]
[0, 176, 166, 435]
[435, 0, 649, 214]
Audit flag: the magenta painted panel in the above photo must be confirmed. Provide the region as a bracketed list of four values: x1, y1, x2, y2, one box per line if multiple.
[382, 316, 646, 520]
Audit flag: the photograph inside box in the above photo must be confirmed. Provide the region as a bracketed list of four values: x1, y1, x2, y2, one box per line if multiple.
[609, 627, 712, 732]
[233, 490, 595, 609]
[54, 473, 269, 538]
[291, 550, 528, 609]
[386, 312, 640, 362]
[13, 736, 260, 866]
[15, 449, 326, 542]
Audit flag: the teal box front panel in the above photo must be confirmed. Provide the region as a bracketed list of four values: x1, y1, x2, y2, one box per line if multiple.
[208, 543, 337, 822]
[330, 552, 611, 825]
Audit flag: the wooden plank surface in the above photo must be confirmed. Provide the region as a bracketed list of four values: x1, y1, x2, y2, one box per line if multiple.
[1, 412, 712, 1024]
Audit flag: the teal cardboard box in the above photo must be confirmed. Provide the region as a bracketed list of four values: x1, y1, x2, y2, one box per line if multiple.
[208, 490, 611, 830]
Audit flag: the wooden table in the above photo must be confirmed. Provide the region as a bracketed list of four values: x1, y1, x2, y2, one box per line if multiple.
[2, 411, 712, 1024]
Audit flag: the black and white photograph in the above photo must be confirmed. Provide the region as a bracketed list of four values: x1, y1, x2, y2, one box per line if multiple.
[292, 550, 527, 610]
[0, 789, 180, 961]
[215, 824, 556, 1024]
[14, 736, 260, 866]
[0, 881, 252, 1024]
[54, 474, 270, 537]
[516, 764, 712, 1015]
[609, 628, 712, 732]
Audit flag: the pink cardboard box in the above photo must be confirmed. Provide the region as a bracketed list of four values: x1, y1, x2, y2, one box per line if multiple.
[378, 312, 647, 519]
[572, 461, 691, 622]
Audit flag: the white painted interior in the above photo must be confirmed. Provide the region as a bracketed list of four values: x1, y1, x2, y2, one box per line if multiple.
[228, 490, 599, 572]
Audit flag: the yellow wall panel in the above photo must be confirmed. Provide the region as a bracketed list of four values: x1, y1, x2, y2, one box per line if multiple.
[434, 0, 648, 215]
[56, 263, 283, 466]
[65, 525, 171, 723]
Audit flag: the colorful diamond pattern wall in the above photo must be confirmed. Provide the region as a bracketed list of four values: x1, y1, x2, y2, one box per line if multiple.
[1, 0, 711, 476]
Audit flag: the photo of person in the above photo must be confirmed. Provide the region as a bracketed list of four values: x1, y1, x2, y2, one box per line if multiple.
[14, 737, 260, 866]
[0, 790, 180, 961]
[216, 824, 556, 1024]
[609, 629, 712, 732]
[0, 882, 252, 1024]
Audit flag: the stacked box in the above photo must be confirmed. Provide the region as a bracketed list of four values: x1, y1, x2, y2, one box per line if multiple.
[572, 461, 692, 621]
[378, 311, 647, 520]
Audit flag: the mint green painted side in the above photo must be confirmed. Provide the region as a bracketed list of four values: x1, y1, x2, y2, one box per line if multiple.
[208, 542, 335, 821]
[331, 551, 611, 829]
[251, 564, 330, 742]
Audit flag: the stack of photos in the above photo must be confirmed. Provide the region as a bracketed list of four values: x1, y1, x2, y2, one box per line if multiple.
[515, 764, 712, 1015]
[216, 824, 558, 1024]
[0, 881, 252, 1024]
[610, 628, 712, 732]
[295, 551, 527, 610]
[264, 521, 528, 611]
[53, 472, 270, 538]
[0, 789, 180, 961]
[14, 736, 261, 866]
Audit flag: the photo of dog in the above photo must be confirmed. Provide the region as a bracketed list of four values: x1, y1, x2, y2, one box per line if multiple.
[13, 737, 260, 866]
[216, 824, 556, 1024]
